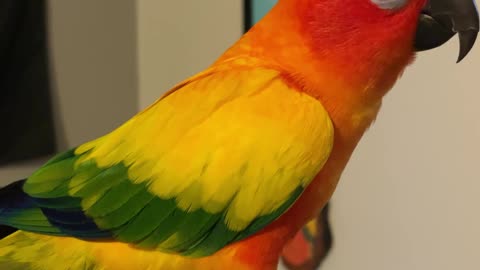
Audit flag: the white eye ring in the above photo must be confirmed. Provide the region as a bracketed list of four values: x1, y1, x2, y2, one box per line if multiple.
[371, 0, 408, 10]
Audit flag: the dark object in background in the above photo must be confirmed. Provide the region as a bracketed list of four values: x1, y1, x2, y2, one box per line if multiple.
[0, 180, 25, 239]
[0, 0, 56, 165]
[281, 205, 333, 270]
[0, 225, 15, 239]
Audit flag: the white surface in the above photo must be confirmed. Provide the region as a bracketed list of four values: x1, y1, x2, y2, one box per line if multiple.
[47, 0, 138, 148]
[137, 1, 244, 108]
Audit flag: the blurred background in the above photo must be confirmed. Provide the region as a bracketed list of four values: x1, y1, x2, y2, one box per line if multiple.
[0, 1, 479, 269]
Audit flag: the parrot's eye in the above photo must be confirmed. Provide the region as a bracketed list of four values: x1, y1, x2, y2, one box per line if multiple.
[370, 0, 408, 10]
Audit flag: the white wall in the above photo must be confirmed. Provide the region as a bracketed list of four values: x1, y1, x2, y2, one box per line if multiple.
[48, 0, 138, 148]
[137, 1, 244, 108]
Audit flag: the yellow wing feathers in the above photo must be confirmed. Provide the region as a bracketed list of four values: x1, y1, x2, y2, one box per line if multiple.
[76, 61, 334, 232]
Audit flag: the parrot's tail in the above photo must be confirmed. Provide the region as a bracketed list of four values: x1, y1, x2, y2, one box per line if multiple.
[0, 231, 101, 270]
[0, 231, 258, 270]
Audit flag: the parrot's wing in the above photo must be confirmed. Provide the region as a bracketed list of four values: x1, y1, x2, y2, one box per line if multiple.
[3, 59, 334, 256]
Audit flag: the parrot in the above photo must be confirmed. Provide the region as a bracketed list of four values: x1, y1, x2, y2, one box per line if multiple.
[0, 0, 478, 269]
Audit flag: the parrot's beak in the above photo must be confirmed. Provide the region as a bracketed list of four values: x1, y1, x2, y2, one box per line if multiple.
[414, 0, 479, 62]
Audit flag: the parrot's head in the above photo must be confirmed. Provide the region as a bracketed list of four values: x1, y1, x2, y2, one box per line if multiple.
[242, 0, 479, 100]
[289, 0, 479, 62]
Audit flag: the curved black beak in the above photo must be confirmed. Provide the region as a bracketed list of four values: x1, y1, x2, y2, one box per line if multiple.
[414, 0, 479, 62]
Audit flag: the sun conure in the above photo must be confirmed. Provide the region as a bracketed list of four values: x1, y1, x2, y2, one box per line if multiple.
[0, 0, 478, 269]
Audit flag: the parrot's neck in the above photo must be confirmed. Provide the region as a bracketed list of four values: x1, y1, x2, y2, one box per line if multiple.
[223, 0, 422, 114]
[218, 0, 420, 140]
